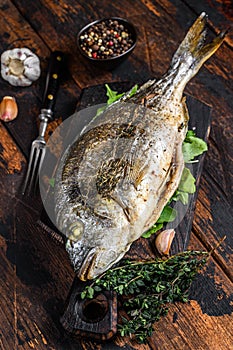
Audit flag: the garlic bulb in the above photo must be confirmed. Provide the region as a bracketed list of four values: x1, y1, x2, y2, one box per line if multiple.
[0, 96, 18, 122]
[155, 229, 175, 256]
[1, 48, 41, 86]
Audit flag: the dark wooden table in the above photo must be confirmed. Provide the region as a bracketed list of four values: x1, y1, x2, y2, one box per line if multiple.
[0, 1, 232, 349]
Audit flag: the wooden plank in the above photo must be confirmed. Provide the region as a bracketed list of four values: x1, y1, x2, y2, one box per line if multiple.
[145, 0, 233, 48]
[139, 0, 233, 108]
[10, 0, 153, 87]
[0, 0, 232, 349]
[1, 194, 231, 350]
[0, 0, 81, 158]
[148, 298, 233, 350]
[0, 250, 17, 350]
[1, 200, 76, 350]
[0, 122, 45, 213]
[182, 0, 233, 48]
[0, 123, 26, 196]
[146, 234, 233, 350]
[192, 176, 233, 281]
[0, 193, 17, 350]
[0, 122, 24, 174]
[2, 210, 232, 349]
[0, 0, 49, 158]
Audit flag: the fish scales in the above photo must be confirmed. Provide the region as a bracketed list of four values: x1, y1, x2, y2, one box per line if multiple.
[55, 13, 225, 280]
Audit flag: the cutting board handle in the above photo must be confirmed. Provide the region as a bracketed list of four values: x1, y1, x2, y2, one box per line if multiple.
[60, 277, 118, 341]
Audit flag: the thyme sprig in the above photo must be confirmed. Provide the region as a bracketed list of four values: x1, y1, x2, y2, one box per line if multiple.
[81, 250, 209, 343]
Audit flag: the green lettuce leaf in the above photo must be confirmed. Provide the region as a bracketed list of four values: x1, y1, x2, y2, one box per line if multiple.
[141, 223, 163, 238]
[182, 130, 208, 162]
[157, 206, 177, 224]
[105, 84, 125, 104]
[96, 84, 138, 116]
[142, 206, 177, 238]
[178, 167, 196, 194]
[170, 167, 196, 205]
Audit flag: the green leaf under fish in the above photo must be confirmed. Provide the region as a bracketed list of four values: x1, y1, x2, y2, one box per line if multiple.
[96, 83, 138, 116]
[105, 83, 125, 104]
[183, 130, 208, 162]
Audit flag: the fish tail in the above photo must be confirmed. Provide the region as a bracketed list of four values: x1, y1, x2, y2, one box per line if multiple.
[170, 12, 226, 90]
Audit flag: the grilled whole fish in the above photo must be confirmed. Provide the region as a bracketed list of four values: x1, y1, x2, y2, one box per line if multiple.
[55, 13, 225, 280]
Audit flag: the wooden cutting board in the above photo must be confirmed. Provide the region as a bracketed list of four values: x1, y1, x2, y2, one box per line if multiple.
[38, 82, 211, 340]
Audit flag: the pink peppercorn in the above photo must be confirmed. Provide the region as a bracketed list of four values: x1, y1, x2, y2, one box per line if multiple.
[79, 19, 134, 60]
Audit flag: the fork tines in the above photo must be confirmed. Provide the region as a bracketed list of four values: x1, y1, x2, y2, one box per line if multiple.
[22, 139, 46, 196]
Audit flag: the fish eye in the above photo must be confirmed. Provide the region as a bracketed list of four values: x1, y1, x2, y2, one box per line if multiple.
[67, 221, 84, 242]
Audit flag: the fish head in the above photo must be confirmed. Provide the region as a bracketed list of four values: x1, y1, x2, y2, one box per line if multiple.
[77, 244, 129, 281]
[64, 210, 131, 281]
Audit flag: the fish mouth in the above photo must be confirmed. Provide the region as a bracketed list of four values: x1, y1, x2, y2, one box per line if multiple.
[78, 247, 97, 281]
[77, 246, 130, 281]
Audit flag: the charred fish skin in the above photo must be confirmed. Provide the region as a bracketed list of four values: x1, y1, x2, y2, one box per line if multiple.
[55, 13, 225, 281]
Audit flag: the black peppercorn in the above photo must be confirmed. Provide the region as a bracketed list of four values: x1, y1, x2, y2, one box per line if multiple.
[79, 19, 134, 60]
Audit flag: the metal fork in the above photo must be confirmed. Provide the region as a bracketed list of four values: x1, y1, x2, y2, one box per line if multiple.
[22, 51, 65, 195]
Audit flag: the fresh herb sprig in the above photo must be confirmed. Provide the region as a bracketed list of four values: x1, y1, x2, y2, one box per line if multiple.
[81, 250, 209, 343]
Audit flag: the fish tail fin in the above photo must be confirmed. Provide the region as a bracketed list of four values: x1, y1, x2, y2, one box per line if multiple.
[170, 12, 226, 90]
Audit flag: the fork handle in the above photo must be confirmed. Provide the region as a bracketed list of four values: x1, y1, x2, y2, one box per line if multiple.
[41, 51, 65, 119]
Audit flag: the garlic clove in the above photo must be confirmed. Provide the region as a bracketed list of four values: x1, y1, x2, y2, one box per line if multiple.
[1, 51, 10, 65]
[24, 55, 40, 66]
[155, 229, 175, 256]
[1, 47, 41, 87]
[0, 96, 18, 122]
[24, 56, 41, 81]
[13, 74, 32, 87]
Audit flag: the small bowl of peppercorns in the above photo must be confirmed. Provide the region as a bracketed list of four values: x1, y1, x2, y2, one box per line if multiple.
[77, 17, 137, 70]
